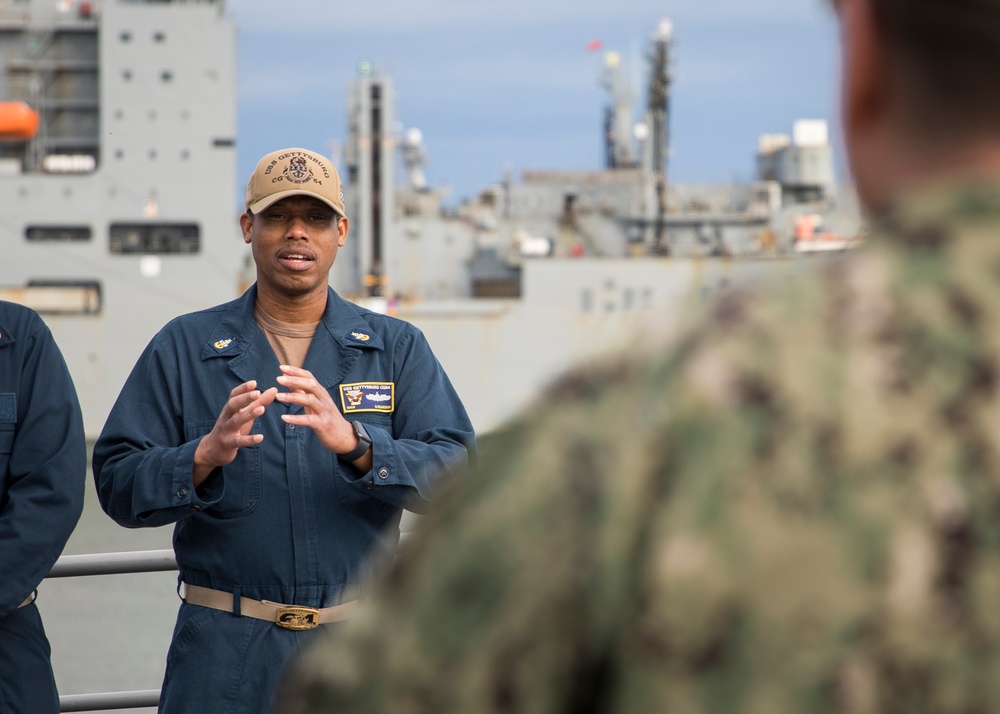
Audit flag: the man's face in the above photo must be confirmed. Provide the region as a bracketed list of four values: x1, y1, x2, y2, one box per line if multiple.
[240, 196, 348, 300]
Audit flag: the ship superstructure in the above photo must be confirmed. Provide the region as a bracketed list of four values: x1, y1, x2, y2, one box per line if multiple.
[337, 19, 860, 433]
[0, 0, 244, 437]
[1, 7, 859, 437]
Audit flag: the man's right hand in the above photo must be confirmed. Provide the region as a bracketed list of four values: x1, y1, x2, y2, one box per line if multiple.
[193, 380, 278, 487]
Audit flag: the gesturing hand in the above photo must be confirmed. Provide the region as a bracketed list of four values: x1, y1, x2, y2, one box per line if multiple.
[274, 365, 358, 455]
[193, 380, 278, 486]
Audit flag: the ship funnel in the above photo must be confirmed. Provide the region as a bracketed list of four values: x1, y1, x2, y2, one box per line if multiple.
[0, 101, 40, 141]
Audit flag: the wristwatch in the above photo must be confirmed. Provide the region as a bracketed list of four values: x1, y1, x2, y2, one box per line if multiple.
[339, 421, 372, 462]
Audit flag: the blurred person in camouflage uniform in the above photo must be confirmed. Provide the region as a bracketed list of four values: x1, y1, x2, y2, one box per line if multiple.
[274, 0, 1000, 711]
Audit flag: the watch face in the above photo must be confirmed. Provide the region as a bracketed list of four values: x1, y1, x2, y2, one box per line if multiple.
[353, 420, 372, 444]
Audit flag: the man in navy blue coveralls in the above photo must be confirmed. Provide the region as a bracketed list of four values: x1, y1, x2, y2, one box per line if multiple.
[92, 147, 476, 714]
[0, 300, 86, 714]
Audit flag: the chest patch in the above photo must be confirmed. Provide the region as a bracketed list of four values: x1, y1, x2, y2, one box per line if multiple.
[339, 382, 394, 414]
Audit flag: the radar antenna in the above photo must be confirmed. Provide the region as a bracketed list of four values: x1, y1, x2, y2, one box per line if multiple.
[647, 17, 673, 254]
[401, 127, 428, 191]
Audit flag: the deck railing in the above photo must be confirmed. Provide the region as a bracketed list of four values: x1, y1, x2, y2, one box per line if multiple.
[49, 549, 177, 712]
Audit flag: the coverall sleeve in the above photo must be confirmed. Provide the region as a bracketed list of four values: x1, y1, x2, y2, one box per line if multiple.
[345, 328, 476, 513]
[92, 336, 223, 528]
[0, 321, 86, 619]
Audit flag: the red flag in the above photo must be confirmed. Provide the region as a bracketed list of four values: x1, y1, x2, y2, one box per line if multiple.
[585, 39, 603, 52]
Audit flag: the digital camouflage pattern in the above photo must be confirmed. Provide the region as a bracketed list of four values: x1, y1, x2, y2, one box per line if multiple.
[276, 179, 1000, 714]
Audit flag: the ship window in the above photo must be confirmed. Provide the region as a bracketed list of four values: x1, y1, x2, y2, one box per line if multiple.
[122, 69, 132, 81]
[120, 31, 131, 42]
[153, 31, 166, 43]
[161, 71, 173, 82]
[25, 225, 92, 242]
[109, 223, 200, 255]
[0, 281, 103, 316]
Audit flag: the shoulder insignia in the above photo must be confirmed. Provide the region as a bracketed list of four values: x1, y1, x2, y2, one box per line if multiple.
[350, 331, 371, 342]
[212, 338, 235, 351]
[340, 382, 394, 413]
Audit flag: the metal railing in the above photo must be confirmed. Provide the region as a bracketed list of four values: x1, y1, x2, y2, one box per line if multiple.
[47, 521, 420, 711]
[49, 549, 177, 712]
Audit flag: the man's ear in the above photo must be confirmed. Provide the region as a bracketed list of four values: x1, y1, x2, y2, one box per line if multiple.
[240, 212, 253, 245]
[337, 217, 349, 248]
[839, 0, 888, 143]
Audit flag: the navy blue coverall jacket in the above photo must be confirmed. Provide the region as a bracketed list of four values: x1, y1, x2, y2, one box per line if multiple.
[0, 301, 86, 714]
[92, 285, 475, 713]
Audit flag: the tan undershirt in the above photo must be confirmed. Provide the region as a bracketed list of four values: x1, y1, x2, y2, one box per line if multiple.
[254, 302, 319, 368]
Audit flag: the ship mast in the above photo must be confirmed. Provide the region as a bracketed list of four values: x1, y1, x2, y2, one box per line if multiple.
[600, 51, 636, 170]
[647, 18, 672, 254]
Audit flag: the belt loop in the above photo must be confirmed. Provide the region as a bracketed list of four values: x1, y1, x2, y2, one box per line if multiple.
[232, 586, 241, 617]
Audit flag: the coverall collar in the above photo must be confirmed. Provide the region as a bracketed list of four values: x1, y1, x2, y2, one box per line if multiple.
[198, 285, 385, 393]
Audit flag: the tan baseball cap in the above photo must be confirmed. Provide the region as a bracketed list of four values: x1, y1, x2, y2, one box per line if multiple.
[245, 147, 346, 217]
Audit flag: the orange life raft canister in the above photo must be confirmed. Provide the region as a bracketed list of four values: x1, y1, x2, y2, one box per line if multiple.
[0, 102, 40, 141]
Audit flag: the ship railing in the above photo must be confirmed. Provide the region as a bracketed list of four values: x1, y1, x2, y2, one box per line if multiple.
[49, 549, 177, 712]
[48, 533, 418, 712]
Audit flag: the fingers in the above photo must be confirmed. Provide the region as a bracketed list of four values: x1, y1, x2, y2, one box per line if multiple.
[231, 379, 257, 395]
[275, 367, 330, 410]
[258, 386, 279, 407]
[223, 383, 277, 415]
[215, 383, 274, 444]
[196, 383, 281, 475]
[275, 365, 318, 393]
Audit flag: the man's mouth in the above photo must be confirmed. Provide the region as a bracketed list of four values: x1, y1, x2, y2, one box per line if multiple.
[279, 251, 315, 269]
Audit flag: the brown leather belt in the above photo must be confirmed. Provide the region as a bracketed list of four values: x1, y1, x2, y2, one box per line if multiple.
[181, 583, 356, 631]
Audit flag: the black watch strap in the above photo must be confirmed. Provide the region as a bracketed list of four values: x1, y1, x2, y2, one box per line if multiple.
[339, 421, 372, 462]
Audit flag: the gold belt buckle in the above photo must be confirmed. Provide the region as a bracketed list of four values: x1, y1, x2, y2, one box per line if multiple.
[275, 606, 320, 630]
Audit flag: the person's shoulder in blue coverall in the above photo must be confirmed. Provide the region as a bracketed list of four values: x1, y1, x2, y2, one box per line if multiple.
[92, 147, 476, 714]
[0, 299, 86, 714]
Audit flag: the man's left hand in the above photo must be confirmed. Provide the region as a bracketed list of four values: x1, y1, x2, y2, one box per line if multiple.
[275, 365, 371, 469]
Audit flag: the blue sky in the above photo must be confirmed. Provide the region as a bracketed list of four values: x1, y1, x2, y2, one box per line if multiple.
[229, 1, 842, 207]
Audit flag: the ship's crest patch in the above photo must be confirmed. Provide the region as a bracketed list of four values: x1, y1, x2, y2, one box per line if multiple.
[340, 382, 394, 413]
[284, 156, 313, 184]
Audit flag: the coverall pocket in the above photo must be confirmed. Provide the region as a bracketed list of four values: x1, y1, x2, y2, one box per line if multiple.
[186, 420, 261, 517]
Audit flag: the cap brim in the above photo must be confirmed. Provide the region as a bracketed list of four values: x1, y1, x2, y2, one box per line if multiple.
[247, 189, 345, 217]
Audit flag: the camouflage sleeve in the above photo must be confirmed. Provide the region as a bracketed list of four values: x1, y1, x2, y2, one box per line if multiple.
[275, 191, 1000, 713]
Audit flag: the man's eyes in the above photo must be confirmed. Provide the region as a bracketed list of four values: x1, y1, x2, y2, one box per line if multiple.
[263, 212, 331, 222]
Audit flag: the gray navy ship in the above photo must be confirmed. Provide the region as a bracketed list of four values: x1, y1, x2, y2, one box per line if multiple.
[0, 0, 861, 439]
[1, 2, 861, 709]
